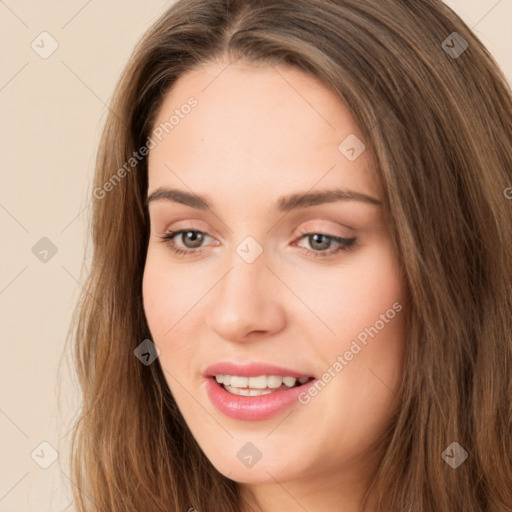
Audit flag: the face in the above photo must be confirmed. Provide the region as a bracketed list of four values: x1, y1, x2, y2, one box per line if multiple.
[142, 58, 407, 508]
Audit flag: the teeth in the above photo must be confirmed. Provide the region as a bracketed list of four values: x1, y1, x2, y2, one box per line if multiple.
[249, 388, 272, 396]
[214, 374, 310, 391]
[248, 375, 268, 389]
[267, 375, 283, 388]
[224, 385, 274, 396]
[282, 376, 296, 387]
[230, 376, 248, 387]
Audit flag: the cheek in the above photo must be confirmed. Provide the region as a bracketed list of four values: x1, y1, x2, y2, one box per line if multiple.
[141, 253, 205, 377]
[313, 239, 406, 418]
[305, 238, 405, 345]
[142, 256, 168, 337]
[142, 256, 181, 355]
[142, 251, 195, 335]
[347, 242, 404, 329]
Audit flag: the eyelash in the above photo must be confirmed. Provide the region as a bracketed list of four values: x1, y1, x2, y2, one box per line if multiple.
[157, 229, 357, 259]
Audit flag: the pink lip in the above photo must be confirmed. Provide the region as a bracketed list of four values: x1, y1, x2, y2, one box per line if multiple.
[204, 377, 318, 421]
[203, 361, 314, 379]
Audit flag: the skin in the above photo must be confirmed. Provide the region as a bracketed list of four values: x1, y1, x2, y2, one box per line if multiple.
[142, 57, 407, 512]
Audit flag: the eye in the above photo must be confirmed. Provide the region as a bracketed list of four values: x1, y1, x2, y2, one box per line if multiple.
[157, 229, 212, 256]
[157, 229, 357, 259]
[294, 232, 357, 258]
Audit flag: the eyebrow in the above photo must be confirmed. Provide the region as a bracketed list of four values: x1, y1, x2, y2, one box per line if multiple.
[145, 186, 382, 212]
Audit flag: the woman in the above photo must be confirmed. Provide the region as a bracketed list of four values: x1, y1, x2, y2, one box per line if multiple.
[67, 0, 512, 510]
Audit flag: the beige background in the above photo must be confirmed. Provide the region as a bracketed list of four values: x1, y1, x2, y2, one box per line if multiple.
[1, 1, 511, 510]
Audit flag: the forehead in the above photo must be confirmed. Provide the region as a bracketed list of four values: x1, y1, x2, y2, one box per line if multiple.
[147, 59, 380, 209]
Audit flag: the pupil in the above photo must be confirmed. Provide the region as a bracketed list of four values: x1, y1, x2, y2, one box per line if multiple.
[184, 231, 203, 248]
[310, 234, 330, 250]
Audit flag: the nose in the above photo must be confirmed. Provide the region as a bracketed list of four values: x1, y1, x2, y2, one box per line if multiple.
[205, 249, 286, 344]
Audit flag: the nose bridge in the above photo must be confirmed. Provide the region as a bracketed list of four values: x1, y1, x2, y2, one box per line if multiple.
[220, 228, 270, 300]
[206, 237, 285, 341]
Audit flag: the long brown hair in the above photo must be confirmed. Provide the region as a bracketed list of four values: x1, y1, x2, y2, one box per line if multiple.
[64, 0, 512, 510]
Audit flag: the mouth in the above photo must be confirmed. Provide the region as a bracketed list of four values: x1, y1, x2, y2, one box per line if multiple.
[213, 374, 314, 396]
[203, 362, 317, 420]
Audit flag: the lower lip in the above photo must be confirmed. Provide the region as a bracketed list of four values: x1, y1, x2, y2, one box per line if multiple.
[204, 377, 317, 421]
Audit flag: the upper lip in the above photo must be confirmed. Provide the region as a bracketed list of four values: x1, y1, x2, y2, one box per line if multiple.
[204, 361, 315, 379]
